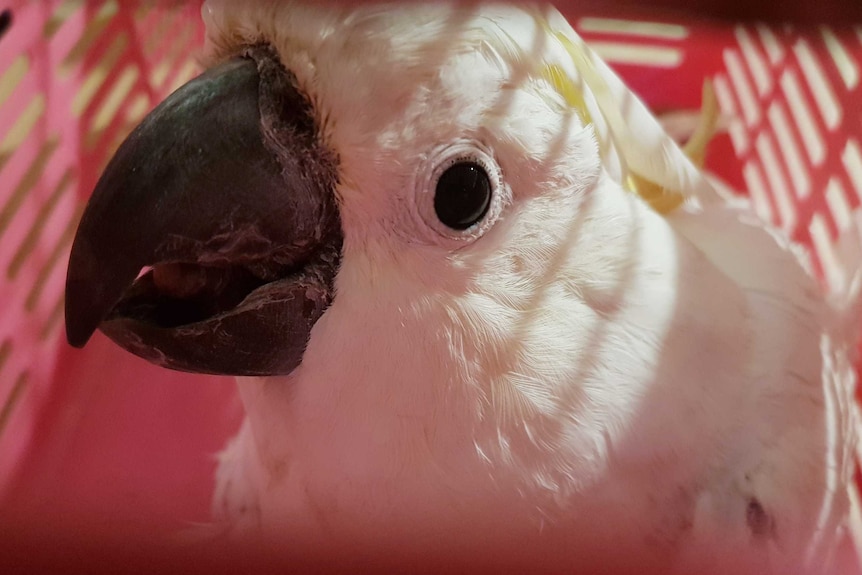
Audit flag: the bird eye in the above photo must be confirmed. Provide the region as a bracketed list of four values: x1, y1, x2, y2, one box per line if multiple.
[412, 141, 507, 245]
[433, 161, 492, 231]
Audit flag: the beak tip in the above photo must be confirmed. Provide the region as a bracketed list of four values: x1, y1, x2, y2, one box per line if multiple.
[64, 277, 105, 349]
[65, 332, 90, 349]
[64, 311, 97, 349]
[66, 337, 89, 350]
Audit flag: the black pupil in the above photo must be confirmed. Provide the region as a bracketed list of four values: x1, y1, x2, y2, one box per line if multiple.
[434, 162, 492, 231]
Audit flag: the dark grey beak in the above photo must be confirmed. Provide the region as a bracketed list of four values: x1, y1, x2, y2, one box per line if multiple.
[65, 47, 341, 376]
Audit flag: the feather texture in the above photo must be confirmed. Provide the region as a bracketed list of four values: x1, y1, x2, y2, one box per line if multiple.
[195, 2, 860, 572]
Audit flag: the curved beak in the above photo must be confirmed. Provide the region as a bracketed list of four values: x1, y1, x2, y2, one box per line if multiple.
[65, 48, 341, 376]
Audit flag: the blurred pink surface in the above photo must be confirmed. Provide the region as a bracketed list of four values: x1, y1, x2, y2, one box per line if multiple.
[10, 332, 243, 530]
[0, 0, 229, 530]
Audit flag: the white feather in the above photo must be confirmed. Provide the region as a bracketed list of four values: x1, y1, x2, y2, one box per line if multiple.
[198, 2, 860, 572]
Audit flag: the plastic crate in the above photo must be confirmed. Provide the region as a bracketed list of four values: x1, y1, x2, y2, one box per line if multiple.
[1, 1, 860, 571]
[0, 0, 246, 533]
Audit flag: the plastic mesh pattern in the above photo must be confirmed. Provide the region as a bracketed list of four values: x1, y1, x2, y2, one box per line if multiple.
[0, 0, 205, 495]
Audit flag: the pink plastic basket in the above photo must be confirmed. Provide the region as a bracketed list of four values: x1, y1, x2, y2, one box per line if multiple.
[0, 0, 241, 529]
[1, 1, 861, 571]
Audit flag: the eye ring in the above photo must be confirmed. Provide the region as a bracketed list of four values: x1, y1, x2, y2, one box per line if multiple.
[413, 140, 507, 244]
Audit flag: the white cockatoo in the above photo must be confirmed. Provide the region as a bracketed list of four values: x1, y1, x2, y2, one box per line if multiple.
[64, 2, 861, 573]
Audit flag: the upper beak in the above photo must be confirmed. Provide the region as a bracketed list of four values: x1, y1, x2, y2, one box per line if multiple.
[65, 47, 341, 376]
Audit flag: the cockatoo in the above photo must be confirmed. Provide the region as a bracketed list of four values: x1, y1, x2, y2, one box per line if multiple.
[64, 2, 861, 573]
